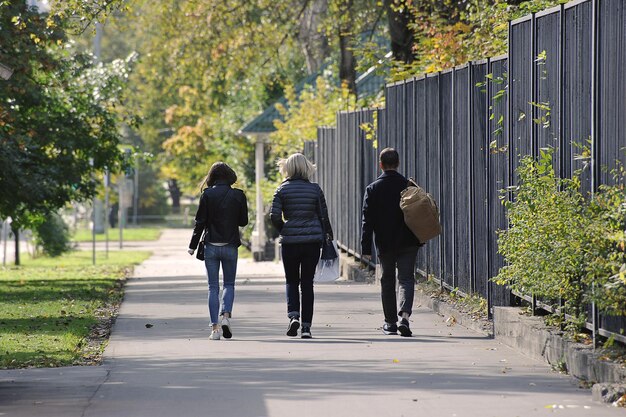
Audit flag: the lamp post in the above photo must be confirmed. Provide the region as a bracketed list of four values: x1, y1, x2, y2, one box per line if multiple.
[89, 158, 96, 265]
[250, 133, 268, 261]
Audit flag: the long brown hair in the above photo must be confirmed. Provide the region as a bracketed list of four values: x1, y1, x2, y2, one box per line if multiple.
[199, 162, 237, 191]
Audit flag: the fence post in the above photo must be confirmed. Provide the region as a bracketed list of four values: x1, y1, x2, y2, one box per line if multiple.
[468, 62, 475, 295]
[590, 0, 599, 194]
[451, 69, 456, 291]
[592, 284, 598, 349]
[485, 58, 493, 319]
[590, 0, 599, 347]
[558, 4, 565, 180]
[437, 72, 444, 292]
[531, 12, 538, 158]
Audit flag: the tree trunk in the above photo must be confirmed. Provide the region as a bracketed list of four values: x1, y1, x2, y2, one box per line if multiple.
[12, 225, 19, 266]
[299, 0, 330, 75]
[337, 0, 357, 96]
[339, 31, 357, 95]
[384, 0, 415, 64]
[167, 179, 181, 214]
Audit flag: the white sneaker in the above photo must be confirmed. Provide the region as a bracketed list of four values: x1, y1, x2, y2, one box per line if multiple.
[209, 329, 221, 340]
[221, 317, 232, 339]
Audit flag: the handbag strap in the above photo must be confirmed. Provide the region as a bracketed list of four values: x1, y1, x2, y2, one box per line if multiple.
[317, 189, 329, 242]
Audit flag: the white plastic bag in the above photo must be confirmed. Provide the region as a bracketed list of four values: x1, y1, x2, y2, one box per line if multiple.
[314, 240, 340, 282]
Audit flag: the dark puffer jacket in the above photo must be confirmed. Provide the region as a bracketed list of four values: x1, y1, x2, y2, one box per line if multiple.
[270, 177, 333, 245]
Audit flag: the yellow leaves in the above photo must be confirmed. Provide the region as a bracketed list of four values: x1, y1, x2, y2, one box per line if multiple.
[412, 19, 469, 75]
[164, 105, 178, 125]
[30, 34, 41, 45]
[274, 102, 288, 117]
[283, 84, 296, 104]
[178, 86, 199, 99]
[495, 22, 508, 33]
[452, 22, 471, 34]
[211, 43, 227, 61]
[46, 17, 57, 29]
[270, 76, 353, 155]
[425, 64, 438, 74]
[162, 120, 208, 156]
[11, 16, 27, 30]
[160, 164, 178, 180]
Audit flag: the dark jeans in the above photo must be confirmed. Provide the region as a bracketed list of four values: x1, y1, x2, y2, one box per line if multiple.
[378, 246, 419, 324]
[281, 242, 321, 327]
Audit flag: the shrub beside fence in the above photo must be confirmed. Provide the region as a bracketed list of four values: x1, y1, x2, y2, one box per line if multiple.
[312, 0, 626, 344]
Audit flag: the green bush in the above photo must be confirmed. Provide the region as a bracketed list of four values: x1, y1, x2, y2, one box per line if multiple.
[583, 180, 626, 315]
[33, 212, 73, 257]
[495, 149, 626, 325]
[496, 150, 587, 314]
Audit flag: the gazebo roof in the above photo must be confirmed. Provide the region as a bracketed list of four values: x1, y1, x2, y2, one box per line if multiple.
[239, 61, 387, 136]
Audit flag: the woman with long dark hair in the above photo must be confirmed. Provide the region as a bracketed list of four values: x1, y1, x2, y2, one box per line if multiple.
[270, 153, 333, 339]
[188, 162, 248, 340]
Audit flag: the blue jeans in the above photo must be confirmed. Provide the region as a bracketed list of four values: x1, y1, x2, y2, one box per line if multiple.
[204, 244, 238, 325]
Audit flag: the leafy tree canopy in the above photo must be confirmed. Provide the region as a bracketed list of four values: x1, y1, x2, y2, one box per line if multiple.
[0, 1, 134, 228]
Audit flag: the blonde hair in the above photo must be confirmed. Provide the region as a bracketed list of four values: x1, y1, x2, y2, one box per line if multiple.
[277, 153, 316, 180]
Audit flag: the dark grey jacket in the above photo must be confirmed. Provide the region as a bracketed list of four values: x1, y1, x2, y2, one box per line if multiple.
[270, 177, 333, 245]
[361, 170, 420, 256]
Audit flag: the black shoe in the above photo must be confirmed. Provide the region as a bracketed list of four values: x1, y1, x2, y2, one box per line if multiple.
[382, 323, 398, 335]
[221, 317, 232, 339]
[398, 318, 412, 337]
[301, 327, 312, 339]
[287, 318, 300, 337]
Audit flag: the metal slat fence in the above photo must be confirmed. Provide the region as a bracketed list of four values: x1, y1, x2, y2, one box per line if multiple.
[313, 0, 625, 343]
[316, 110, 377, 263]
[487, 57, 511, 309]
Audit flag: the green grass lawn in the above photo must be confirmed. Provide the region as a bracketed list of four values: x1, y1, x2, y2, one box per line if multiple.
[72, 227, 162, 242]
[0, 250, 151, 368]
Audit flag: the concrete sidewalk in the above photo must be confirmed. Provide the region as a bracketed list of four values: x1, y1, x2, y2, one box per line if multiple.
[0, 229, 621, 416]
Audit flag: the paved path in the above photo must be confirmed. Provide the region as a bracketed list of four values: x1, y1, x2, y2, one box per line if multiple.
[0, 229, 622, 416]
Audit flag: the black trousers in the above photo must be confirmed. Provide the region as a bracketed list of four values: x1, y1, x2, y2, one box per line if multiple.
[281, 242, 321, 327]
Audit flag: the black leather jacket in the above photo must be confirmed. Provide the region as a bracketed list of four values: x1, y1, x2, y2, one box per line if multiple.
[189, 182, 248, 249]
[270, 177, 333, 245]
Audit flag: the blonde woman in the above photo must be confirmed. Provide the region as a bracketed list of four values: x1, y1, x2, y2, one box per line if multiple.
[270, 153, 333, 339]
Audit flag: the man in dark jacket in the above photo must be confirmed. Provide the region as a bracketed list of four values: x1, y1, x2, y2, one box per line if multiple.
[361, 148, 420, 337]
